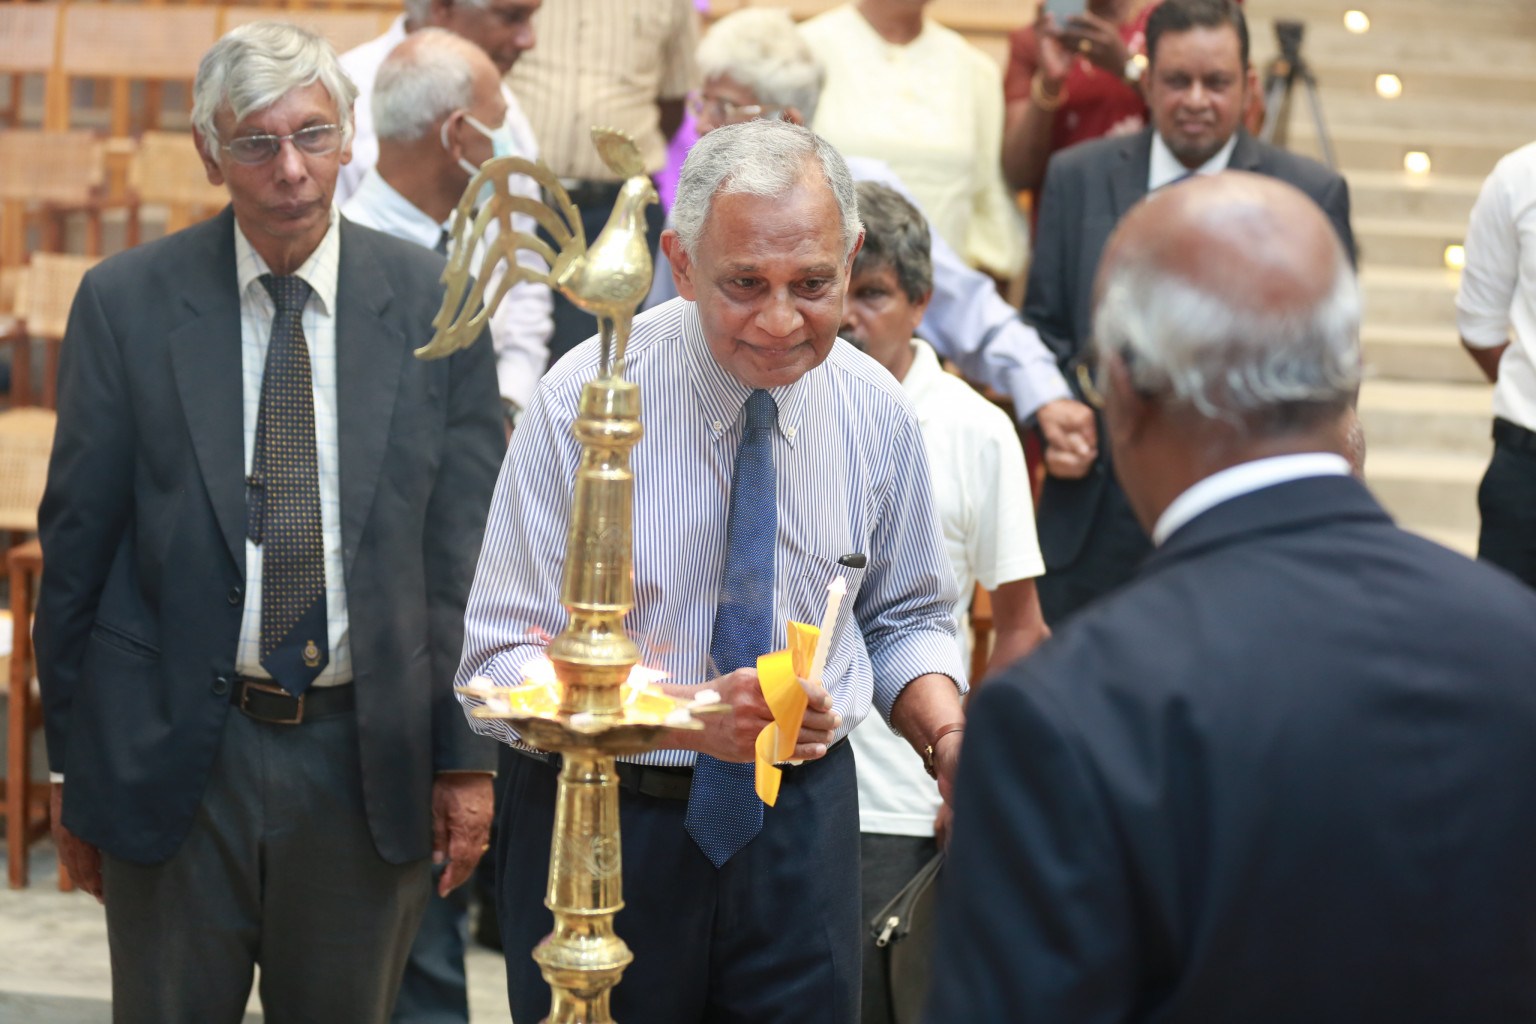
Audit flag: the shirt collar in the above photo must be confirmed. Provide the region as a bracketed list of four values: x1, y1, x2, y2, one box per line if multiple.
[234, 205, 342, 316]
[683, 302, 810, 447]
[346, 168, 447, 249]
[898, 338, 943, 421]
[1152, 451, 1353, 546]
[1148, 131, 1239, 192]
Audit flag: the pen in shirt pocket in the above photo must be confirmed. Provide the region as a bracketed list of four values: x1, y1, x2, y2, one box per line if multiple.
[837, 553, 866, 569]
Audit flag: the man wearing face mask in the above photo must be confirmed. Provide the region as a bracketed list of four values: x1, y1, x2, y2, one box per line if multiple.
[343, 28, 551, 426]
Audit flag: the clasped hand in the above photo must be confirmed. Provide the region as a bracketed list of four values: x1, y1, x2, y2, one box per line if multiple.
[664, 667, 842, 764]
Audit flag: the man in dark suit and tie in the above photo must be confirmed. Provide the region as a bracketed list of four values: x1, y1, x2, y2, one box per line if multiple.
[926, 172, 1536, 1022]
[1027, 0, 1356, 623]
[35, 22, 504, 1023]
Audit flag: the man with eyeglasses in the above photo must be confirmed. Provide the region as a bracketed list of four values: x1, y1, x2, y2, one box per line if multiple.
[336, 0, 540, 205]
[35, 22, 503, 1023]
[343, 28, 551, 431]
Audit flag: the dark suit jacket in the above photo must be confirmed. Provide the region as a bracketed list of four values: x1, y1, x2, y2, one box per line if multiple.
[35, 208, 504, 865]
[926, 475, 1536, 1022]
[1025, 129, 1356, 572]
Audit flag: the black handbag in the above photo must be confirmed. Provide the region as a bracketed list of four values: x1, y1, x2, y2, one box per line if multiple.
[868, 852, 944, 1024]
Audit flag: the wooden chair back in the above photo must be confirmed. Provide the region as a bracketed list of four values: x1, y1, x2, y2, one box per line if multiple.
[0, 130, 105, 266]
[0, 4, 63, 128]
[132, 131, 228, 235]
[219, 7, 394, 53]
[53, 5, 220, 135]
[0, 409, 56, 533]
[12, 253, 99, 408]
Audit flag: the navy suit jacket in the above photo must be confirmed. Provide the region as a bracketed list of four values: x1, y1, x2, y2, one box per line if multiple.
[35, 208, 504, 865]
[925, 475, 1536, 1022]
[1025, 129, 1356, 571]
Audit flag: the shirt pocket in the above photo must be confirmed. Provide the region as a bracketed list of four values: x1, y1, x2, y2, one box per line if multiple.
[791, 554, 867, 685]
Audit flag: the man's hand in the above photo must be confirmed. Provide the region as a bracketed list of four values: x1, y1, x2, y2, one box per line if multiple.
[1037, 398, 1098, 478]
[1060, 11, 1131, 78]
[663, 668, 841, 763]
[430, 773, 494, 898]
[50, 783, 103, 902]
[933, 802, 955, 851]
[1034, 9, 1073, 89]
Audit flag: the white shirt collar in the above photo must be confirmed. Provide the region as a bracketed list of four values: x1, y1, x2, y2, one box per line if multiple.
[1152, 452, 1352, 546]
[233, 205, 342, 315]
[1148, 131, 1239, 192]
[340, 168, 447, 251]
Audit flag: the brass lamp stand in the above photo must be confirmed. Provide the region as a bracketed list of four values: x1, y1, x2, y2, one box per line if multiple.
[423, 128, 720, 1024]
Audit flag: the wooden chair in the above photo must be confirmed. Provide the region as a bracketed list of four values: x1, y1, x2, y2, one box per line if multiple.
[128, 131, 228, 243]
[0, 408, 67, 890]
[5, 253, 99, 409]
[0, 3, 64, 130]
[0, 130, 107, 269]
[219, 7, 395, 53]
[51, 4, 219, 137]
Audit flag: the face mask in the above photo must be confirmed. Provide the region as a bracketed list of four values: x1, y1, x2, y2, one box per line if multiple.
[442, 112, 518, 207]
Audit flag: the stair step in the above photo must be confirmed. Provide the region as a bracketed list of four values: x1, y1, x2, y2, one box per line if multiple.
[1364, 450, 1485, 533]
[1251, 19, 1536, 72]
[1355, 216, 1474, 270]
[1287, 122, 1527, 178]
[1362, 325, 1486, 384]
[1360, 266, 1461, 328]
[1247, 0, 1536, 38]
[1346, 170, 1485, 223]
[1357, 380, 1492, 456]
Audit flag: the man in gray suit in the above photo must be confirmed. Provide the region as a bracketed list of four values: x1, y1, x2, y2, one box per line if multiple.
[1025, 0, 1355, 624]
[35, 22, 503, 1023]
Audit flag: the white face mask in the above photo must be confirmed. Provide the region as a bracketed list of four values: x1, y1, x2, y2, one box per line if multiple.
[441, 112, 517, 206]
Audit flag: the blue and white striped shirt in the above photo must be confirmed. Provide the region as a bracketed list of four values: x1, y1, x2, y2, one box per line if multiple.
[457, 298, 966, 766]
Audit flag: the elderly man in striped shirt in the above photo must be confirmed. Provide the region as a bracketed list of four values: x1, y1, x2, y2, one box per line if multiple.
[458, 119, 968, 1024]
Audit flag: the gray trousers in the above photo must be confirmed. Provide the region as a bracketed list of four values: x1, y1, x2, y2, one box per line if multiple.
[101, 705, 430, 1024]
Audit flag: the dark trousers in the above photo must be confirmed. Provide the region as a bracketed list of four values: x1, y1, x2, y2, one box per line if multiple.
[1478, 428, 1536, 587]
[1037, 472, 1152, 627]
[859, 833, 938, 1024]
[497, 742, 862, 1024]
[101, 706, 429, 1024]
[543, 188, 667, 368]
[391, 871, 471, 1024]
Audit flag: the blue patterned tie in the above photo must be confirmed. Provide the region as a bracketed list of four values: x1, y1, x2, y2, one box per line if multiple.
[686, 389, 777, 867]
[248, 273, 328, 696]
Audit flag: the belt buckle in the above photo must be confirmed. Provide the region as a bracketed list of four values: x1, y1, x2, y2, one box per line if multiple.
[240, 679, 304, 725]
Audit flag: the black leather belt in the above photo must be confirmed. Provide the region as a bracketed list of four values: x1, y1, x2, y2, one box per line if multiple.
[1494, 417, 1536, 455]
[551, 178, 627, 209]
[231, 676, 354, 725]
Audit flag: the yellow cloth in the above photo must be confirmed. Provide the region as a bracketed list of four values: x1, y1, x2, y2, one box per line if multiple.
[754, 621, 820, 805]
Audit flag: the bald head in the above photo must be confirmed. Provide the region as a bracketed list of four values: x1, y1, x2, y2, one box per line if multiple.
[1092, 171, 1360, 434]
[373, 27, 501, 143]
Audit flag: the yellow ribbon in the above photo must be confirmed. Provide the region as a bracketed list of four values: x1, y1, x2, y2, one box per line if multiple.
[754, 621, 820, 806]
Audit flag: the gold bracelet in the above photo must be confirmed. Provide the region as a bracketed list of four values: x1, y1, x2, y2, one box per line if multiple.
[1032, 72, 1069, 112]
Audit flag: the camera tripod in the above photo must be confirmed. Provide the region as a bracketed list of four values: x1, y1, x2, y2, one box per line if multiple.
[1259, 19, 1337, 170]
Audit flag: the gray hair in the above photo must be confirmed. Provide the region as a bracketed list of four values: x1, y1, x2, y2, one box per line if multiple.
[852, 181, 931, 303]
[403, 0, 494, 26]
[673, 120, 861, 260]
[1092, 245, 1361, 434]
[192, 21, 358, 161]
[373, 28, 476, 141]
[697, 8, 824, 125]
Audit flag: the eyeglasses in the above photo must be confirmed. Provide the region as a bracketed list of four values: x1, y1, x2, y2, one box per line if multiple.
[685, 92, 781, 124]
[220, 124, 343, 166]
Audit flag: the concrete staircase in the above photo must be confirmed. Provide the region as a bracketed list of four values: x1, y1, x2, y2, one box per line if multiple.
[1244, 0, 1534, 554]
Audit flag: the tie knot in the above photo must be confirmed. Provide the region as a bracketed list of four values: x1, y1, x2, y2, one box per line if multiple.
[260, 273, 313, 315]
[744, 389, 776, 432]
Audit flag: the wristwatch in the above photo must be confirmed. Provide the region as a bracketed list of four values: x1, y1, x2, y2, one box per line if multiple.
[922, 722, 966, 779]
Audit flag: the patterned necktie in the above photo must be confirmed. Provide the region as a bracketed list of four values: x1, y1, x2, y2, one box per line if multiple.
[686, 389, 777, 867]
[248, 273, 328, 696]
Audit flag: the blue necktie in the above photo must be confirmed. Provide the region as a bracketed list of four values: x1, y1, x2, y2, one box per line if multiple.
[248, 274, 329, 696]
[686, 389, 777, 867]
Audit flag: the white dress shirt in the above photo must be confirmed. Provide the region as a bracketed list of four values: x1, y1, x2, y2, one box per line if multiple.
[234, 211, 353, 686]
[341, 167, 553, 409]
[1152, 452, 1353, 546]
[1456, 140, 1536, 432]
[1148, 131, 1239, 191]
[645, 155, 1071, 419]
[852, 338, 1044, 837]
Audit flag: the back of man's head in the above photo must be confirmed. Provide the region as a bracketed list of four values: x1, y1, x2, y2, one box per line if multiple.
[853, 182, 931, 304]
[374, 27, 487, 142]
[1093, 172, 1359, 439]
[192, 20, 358, 161]
[1146, 0, 1250, 69]
[697, 8, 824, 125]
[673, 120, 861, 260]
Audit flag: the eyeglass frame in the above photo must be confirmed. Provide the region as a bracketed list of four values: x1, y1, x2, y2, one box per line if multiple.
[218, 123, 345, 166]
[684, 91, 784, 124]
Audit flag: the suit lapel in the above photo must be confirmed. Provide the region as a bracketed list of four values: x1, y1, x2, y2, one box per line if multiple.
[167, 209, 246, 569]
[1109, 129, 1154, 218]
[334, 219, 407, 580]
[1226, 131, 1263, 173]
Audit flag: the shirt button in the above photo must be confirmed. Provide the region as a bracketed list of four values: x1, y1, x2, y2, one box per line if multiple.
[227, 586, 243, 605]
[712, 421, 723, 433]
[785, 427, 797, 439]
[212, 675, 231, 696]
